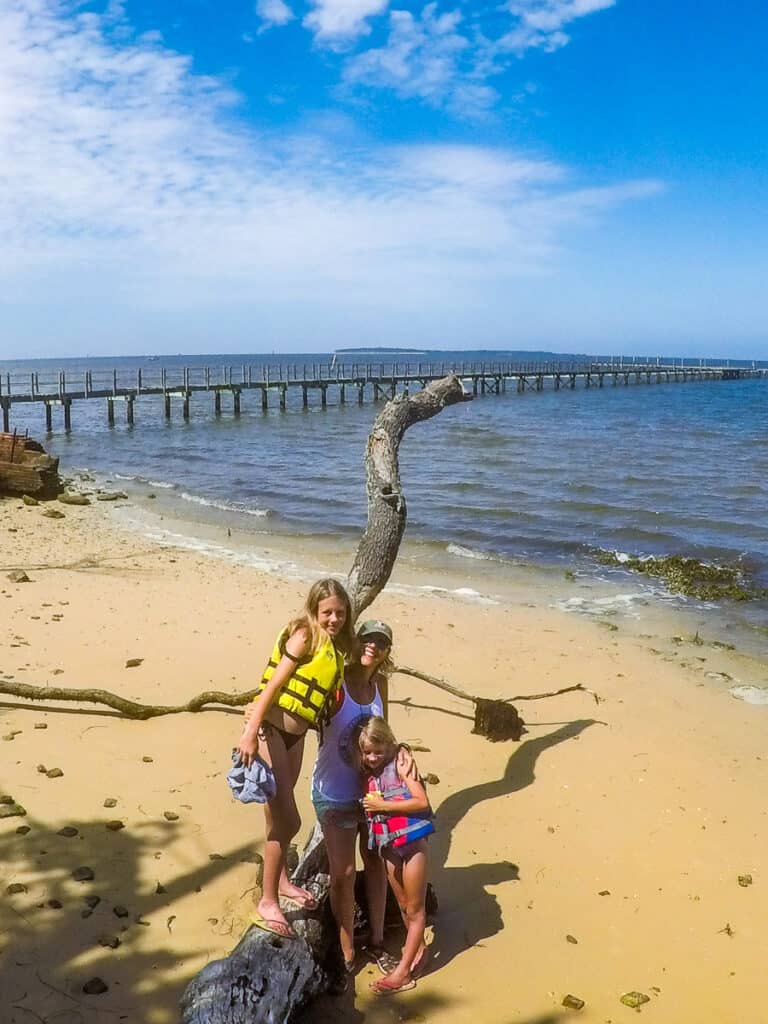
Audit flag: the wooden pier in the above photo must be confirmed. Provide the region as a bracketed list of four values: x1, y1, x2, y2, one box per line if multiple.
[0, 359, 764, 434]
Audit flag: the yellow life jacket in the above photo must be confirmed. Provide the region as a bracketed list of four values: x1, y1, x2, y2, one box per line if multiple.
[256, 630, 344, 728]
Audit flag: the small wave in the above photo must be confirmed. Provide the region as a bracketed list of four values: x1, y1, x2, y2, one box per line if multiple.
[554, 593, 648, 618]
[179, 492, 270, 517]
[405, 583, 498, 606]
[113, 473, 176, 490]
[447, 543, 492, 561]
[730, 685, 768, 705]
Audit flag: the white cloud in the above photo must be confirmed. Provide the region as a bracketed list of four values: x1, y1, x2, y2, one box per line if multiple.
[0, 0, 659, 353]
[256, 0, 295, 32]
[303, 0, 389, 46]
[332, 0, 616, 113]
[497, 0, 615, 55]
[343, 5, 499, 114]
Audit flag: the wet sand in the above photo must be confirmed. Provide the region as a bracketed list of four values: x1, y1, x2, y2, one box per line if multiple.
[1, 494, 766, 1023]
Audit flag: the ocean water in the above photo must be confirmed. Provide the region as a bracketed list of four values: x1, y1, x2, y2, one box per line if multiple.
[2, 352, 767, 647]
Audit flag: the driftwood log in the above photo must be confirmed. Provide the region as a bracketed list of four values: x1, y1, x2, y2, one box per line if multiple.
[0, 432, 61, 498]
[180, 825, 338, 1024]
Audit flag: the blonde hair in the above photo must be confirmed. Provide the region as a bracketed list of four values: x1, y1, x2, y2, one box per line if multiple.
[358, 716, 398, 763]
[283, 578, 355, 655]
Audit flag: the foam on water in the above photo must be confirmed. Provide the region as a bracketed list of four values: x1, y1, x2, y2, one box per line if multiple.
[179, 492, 270, 517]
[554, 593, 649, 618]
[729, 685, 768, 705]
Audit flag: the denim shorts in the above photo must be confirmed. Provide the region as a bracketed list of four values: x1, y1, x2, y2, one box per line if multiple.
[311, 789, 362, 830]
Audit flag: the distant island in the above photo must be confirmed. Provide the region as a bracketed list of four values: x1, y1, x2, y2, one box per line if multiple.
[334, 347, 426, 354]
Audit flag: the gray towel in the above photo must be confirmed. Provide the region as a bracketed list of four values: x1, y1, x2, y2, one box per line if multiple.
[227, 750, 277, 804]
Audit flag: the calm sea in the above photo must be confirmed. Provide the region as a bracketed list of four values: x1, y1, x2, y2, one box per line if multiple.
[3, 352, 767, 646]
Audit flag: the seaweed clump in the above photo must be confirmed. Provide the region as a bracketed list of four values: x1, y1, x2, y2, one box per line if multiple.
[593, 551, 766, 602]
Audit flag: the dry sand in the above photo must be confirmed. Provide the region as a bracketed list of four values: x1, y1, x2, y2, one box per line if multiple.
[1, 494, 766, 1024]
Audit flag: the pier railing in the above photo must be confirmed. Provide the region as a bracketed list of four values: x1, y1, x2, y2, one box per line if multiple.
[1, 359, 765, 433]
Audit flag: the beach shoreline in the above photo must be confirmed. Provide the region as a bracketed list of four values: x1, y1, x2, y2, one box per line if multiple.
[1, 492, 767, 1023]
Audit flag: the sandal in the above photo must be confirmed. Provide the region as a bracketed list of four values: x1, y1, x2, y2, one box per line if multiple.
[370, 976, 416, 996]
[366, 946, 401, 975]
[279, 887, 319, 912]
[250, 913, 298, 940]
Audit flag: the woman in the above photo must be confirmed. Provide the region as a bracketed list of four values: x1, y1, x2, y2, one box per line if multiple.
[236, 578, 354, 940]
[311, 619, 406, 972]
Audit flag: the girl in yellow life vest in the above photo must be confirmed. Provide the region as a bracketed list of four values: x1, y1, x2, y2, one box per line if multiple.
[236, 578, 353, 940]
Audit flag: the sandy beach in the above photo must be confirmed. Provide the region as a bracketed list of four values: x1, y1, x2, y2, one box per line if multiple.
[1, 493, 766, 1024]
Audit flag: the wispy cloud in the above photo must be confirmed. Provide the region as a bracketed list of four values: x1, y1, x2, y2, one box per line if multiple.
[304, 0, 616, 114]
[303, 0, 390, 47]
[343, 5, 499, 114]
[256, 0, 296, 33]
[496, 0, 616, 55]
[0, 0, 657, 351]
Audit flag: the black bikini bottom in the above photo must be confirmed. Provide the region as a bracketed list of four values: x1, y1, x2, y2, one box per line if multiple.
[259, 720, 305, 751]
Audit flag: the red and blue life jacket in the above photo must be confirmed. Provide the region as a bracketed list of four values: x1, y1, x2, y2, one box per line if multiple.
[365, 759, 435, 851]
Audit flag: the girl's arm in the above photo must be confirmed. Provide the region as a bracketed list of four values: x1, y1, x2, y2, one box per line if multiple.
[363, 773, 430, 815]
[236, 628, 309, 766]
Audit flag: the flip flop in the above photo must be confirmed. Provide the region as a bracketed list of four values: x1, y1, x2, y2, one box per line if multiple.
[250, 913, 298, 940]
[370, 976, 416, 996]
[366, 946, 400, 975]
[279, 888, 319, 912]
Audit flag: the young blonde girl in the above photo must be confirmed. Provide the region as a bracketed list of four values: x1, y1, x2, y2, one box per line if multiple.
[360, 717, 433, 995]
[237, 578, 354, 940]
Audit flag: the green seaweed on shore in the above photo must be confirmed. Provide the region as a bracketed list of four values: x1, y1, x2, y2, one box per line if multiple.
[593, 551, 767, 602]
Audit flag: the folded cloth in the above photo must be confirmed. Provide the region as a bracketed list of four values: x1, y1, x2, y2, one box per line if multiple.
[227, 751, 277, 804]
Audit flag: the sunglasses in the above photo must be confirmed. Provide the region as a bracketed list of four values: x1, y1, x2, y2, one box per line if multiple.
[360, 635, 390, 650]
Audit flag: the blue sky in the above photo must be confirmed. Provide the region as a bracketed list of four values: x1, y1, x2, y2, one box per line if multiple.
[1, 0, 766, 358]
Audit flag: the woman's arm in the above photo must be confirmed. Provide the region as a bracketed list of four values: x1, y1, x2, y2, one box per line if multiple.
[236, 628, 309, 766]
[379, 675, 389, 720]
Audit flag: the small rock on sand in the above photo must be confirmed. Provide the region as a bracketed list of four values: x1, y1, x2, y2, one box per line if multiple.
[163, 811, 179, 821]
[46, 768, 64, 778]
[0, 803, 27, 819]
[125, 658, 143, 668]
[103, 798, 118, 808]
[6, 883, 28, 895]
[57, 826, 79, 838]
[59, 494, 91, 506]
[7, 570, 31, 583]
[105, 820, 125, 831]
[562, 994, 585, 1010]
[72, 866, 95, 882]
[620, 991, 650, 1008]
[82, 978, 109, 995]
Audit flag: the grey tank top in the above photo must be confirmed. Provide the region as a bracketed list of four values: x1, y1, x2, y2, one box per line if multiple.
[311, 680, 383, 803]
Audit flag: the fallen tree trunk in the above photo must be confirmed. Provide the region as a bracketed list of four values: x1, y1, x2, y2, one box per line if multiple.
[394, 666, 600, 741]
[180, 825, 338, 1024]
[0, 674, 596, 727]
